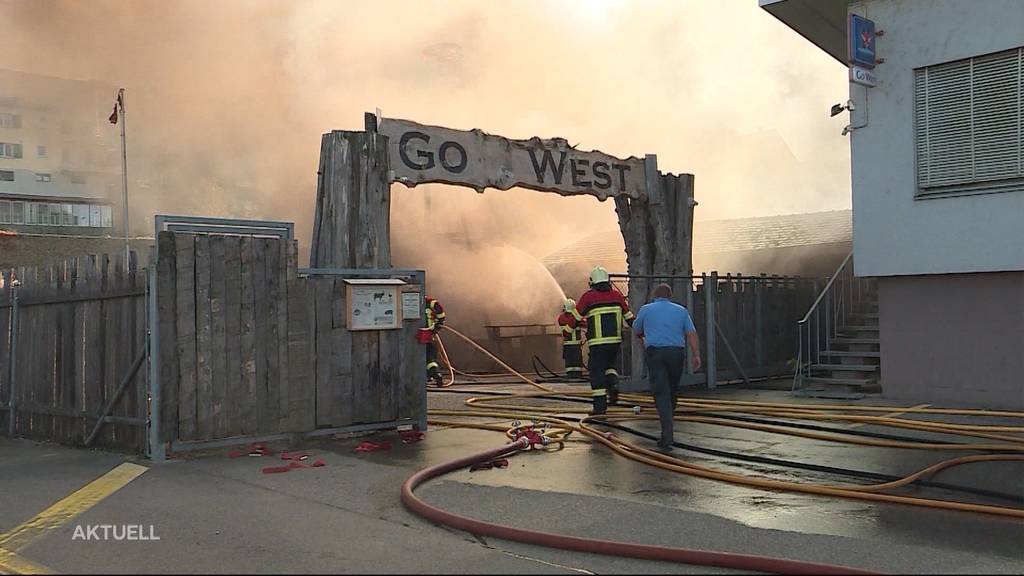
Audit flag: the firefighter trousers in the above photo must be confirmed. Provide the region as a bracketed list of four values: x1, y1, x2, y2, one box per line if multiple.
[588, 343, 621, 413]
[562, 343, 584, 376]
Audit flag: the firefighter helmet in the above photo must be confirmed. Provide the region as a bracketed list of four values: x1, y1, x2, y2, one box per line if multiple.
[589, 266, 610, 286]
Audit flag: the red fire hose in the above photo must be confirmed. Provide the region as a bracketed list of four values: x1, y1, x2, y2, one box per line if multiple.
[400, 438, 880, 575]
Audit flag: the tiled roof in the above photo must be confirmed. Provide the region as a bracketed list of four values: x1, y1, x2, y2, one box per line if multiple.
[542, 209, 851, 266]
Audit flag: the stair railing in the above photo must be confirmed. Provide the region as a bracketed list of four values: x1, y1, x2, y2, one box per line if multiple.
[792, 251, 873, 393]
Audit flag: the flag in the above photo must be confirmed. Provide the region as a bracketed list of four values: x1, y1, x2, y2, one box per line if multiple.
[109, 89, 124, 124]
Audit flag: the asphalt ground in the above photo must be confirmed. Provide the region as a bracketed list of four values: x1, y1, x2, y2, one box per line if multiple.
[1, 384, 1022, 574]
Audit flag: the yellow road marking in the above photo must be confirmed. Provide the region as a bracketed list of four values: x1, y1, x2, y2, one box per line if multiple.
[0, 547, 54, 575]
[0, 463, 148, 554]
[847, 403, 931, 429]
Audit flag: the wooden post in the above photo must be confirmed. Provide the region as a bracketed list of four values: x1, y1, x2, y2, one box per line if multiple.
[614, 164, 696, 389]
[705, 272, 717, 389]
[310, 130, 391, 269]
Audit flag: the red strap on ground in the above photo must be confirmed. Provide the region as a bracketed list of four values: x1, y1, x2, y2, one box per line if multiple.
[400, 431, 425, 444]
[281, 451, 313, 461]
[469, 458, 510, 472]
[355, 440, 393, 453]
[248, 442, 274, 457]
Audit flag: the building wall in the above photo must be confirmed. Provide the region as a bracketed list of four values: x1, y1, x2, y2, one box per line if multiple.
[878, 272, 1024, 409]
[0, 234, 153, 270]
[0, 69, 121, 232]
[848, 0, 1024, 277]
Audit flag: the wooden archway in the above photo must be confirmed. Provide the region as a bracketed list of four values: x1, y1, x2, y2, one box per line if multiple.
[310, 114, 695, 382]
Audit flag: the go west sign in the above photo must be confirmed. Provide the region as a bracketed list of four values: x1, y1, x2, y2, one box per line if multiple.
[378, 117, 647, 200]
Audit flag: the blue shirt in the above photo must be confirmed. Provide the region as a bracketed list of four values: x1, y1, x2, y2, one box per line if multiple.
[633, 298, 696, 349]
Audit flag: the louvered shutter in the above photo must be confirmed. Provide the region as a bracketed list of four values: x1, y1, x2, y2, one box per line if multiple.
[914, 47, 1024, 196]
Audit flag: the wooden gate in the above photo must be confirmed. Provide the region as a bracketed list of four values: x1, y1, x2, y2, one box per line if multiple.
[153, 227, 425, 457]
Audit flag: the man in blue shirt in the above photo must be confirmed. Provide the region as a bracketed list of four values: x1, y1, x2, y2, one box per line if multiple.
[632, 283, 701, 451]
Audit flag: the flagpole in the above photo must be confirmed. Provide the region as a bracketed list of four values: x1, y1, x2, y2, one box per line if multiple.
[118, 88, 130, 269]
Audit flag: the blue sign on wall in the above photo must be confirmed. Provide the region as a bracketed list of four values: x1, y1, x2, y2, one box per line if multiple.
[848, 14, 876, 69]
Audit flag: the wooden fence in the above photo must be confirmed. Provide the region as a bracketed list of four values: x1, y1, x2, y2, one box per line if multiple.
[304, 274, 424, 430]
[0, 254, 148, 452]
[156, 231, 425, 452]
[614, 272, 818, 386]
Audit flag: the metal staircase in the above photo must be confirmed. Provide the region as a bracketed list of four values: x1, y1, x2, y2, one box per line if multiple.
[793, 252, 879, 399]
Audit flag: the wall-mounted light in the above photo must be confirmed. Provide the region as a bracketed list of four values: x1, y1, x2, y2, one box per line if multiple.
[830, 99, 857, 117]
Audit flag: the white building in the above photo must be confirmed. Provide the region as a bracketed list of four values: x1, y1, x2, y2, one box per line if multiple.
[761, 0, 1024, 408]
[0, 69, 118, 234]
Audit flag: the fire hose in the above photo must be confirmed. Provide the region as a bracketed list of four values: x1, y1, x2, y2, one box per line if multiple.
[403, 324, 1024, 572]
[401, 437, 879, 575]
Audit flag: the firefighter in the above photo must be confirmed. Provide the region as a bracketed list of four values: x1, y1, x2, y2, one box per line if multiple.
[424, 296, 446, 387]
[557, 298, 585, 378]
[576, 266, 634, 414]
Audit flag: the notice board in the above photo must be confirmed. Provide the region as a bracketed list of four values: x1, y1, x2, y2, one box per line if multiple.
[344, 278, 405, 330]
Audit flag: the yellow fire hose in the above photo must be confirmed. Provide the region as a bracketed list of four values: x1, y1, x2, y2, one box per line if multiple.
[427, 325, 1024, 519]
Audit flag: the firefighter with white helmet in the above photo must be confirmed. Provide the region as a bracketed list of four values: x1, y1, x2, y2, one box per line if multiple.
[557, 298, 585, 378]
[575, 266, 634, 414]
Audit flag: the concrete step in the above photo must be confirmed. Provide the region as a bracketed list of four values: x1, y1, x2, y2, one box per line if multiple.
[820, 350, 882, 358]
[811, 363, 880, 372]
[839, 327, 880, 337]
[849, 312, 880, 320]
[831, 337, 880, 345]
[806, 376, 876, 388]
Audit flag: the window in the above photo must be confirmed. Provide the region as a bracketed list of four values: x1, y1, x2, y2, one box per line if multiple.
[0, 170, 13, 182]
[60, 203, 73, 226]
[26, 202, 43, 225]
[0, 113, 21, 129]
[0, 143, 22, 159]
[37, 145, 47, 157]
[73, 204, 89, 226]
[0, 199, 110, 227]
[35, 173, 51, 183]
[915, 47, 1024, 198]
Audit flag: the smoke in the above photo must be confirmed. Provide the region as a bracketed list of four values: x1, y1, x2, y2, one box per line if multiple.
[2, 0, 850, 331]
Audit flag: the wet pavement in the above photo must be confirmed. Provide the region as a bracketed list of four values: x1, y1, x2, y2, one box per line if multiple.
[1, 383, 1022, 573]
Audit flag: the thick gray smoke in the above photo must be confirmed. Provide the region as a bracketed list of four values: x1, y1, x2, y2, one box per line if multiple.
[3, 0, 850, 333]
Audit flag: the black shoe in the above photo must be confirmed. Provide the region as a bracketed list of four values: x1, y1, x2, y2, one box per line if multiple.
[430, 373, 444, 387]
[588, 408, 607, 416]
[656, 441, 674, 453]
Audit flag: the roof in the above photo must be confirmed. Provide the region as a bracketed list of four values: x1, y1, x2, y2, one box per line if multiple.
[542, 209, 852, 267]
[759, 0, 847, 65]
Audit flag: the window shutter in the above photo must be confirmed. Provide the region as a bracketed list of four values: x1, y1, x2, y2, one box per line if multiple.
[921, 60, 973, 188]
[972, 50, 1020, 181]
[914, 47, 1024, 197]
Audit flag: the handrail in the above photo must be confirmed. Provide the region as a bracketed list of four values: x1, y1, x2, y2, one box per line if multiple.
[798, 251, 853, 324]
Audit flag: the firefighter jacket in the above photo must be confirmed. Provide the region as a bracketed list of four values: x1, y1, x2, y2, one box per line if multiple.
[576, 283, 634, 346]
[557, 311, 584, 345]
[425, 298, 446, 331]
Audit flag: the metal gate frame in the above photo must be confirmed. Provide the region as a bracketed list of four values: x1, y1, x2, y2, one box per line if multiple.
[147, 215, 428, 461]
[148, 215, 298, 462]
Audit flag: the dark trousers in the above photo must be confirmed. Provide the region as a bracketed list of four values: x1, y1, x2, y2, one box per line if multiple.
[562, 343, 584, 375]
[646, 346, 686, 446]
[426, 342, 439, 377]
[588, 343, 621, 412]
